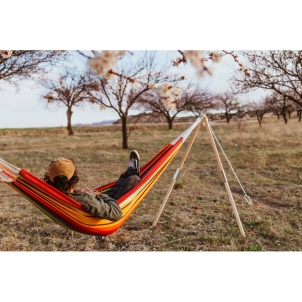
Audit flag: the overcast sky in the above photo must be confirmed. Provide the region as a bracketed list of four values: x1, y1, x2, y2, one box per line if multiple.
[0, 50, 268, 129]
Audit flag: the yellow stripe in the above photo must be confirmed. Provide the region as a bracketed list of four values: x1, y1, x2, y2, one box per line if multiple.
[9, 141, 183, 233]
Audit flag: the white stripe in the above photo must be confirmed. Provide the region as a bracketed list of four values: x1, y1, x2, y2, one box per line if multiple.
[171, 114, 204, 145]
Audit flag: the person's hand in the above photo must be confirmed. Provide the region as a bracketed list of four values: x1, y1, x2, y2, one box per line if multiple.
[84, 189, 94, 193]
[74, 189, 94, 193]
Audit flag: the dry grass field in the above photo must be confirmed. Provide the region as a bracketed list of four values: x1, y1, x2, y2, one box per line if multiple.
[0, 117, 302, 251]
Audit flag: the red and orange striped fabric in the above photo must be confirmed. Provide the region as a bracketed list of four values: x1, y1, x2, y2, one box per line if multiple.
[0, 117, 203, 236]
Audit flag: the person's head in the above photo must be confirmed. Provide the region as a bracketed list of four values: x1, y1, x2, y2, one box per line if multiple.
[44, 157, 79, 193]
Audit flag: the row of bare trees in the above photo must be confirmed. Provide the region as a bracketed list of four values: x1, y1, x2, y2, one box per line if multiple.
[244, 94, 301, 128]
[2, 50, 232, 149]
[40, 57, 302, 149]
[231, 50, 302, 123]
[41, 52, 185, 148]
[40, 61, 249, 148]
[3, 50, 302, 150]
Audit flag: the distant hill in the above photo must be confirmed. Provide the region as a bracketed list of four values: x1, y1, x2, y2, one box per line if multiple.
[92, 120, 117, 126]
[73, 113, 196, 127]
[73, 119, 117, 126]
[113, 112, 196, 124]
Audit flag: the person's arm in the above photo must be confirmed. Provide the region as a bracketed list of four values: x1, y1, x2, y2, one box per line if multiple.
[70, 193, 122, 221]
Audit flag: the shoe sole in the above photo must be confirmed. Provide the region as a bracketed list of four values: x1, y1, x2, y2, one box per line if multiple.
[130, 150, 140, 161]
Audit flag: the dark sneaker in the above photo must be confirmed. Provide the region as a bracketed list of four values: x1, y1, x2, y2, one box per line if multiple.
[130, 150, 140, 161]
[129, 150, 140, 175]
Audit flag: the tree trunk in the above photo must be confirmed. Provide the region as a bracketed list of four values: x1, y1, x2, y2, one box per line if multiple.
[282, 112, 288, 124]
[257, 116, 262, 128]
[66, 107, 74, 136]
[225, 112, 230, 124]
[298, 111, 302, 122]
[165, 114, 173, 129]
[121, 116, 128, 149]
[168, 118, 173, 129]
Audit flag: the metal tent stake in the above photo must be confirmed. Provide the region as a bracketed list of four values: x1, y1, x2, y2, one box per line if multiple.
[204, 116, 246, 237]
[152, 117, 204, 227]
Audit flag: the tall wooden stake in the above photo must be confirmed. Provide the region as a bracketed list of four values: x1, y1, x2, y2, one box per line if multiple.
[204, 117, 246, 237]
[152, 118, 204, 227]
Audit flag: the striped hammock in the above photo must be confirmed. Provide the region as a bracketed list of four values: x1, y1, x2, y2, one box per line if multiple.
[0, 116, 204, 236]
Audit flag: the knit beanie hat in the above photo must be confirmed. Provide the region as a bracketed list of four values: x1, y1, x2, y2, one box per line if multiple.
[48, 157, 75, 182]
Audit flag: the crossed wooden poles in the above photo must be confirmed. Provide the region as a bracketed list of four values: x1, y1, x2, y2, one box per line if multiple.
[152, 115, 246, 238]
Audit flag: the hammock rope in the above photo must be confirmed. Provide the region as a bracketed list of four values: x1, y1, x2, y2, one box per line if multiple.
[0, 116, 204, 236]
[0, 158, 20, 182]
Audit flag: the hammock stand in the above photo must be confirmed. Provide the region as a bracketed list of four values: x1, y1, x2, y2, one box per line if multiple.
[153, 115, 250, 237]
[0, 115, 250, 237]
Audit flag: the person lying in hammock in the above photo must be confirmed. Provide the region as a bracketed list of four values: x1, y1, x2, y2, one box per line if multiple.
[43, 150, 140, 221]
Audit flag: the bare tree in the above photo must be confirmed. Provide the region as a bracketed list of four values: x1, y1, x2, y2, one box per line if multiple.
[138, 83, 213, 129]
[264, 97, 282, 120]
[247, 99, 271, 128]
[214, 92, 242, 123]
[41, 68, 97, 135]
[264, 91, 295, 124]
[286, 103, 296, 119]
[296, 104, 302, 122]
[186, 86, 214, 117]
[231, 50, 302, 107]
[88, 51, 178, 149]
[0, 50, 67, 87]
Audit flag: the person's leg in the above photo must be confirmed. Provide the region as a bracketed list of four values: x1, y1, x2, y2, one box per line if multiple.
[113, 175, 140, 200]
[105, 167, 140, 199]
[105, 150, 140, 199]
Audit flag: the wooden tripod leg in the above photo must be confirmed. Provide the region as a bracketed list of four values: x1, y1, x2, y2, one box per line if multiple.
[204, 117, 246, 237]
[152, 119, 203, 227]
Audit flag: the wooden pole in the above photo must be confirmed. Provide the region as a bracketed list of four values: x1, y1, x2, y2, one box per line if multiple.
[204, 117, 246, 237]
[152, 118, 204, 227]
